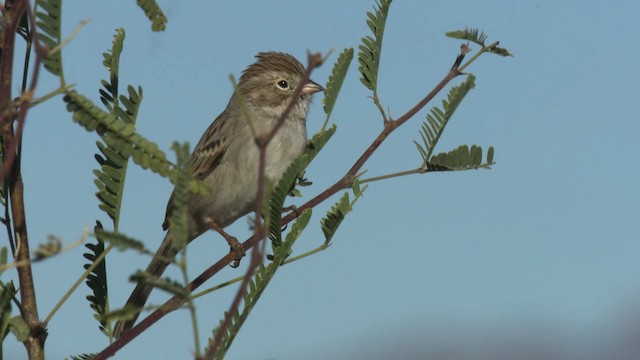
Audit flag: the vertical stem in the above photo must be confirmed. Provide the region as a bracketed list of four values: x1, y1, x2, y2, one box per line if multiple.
[7, 150, 46, 358]
[0, 1, 45, 358]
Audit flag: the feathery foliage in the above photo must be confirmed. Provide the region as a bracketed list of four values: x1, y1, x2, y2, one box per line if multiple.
[209, 210, 313, 359]
[429, 144, 494, 170]
[35, 0, 63, 76]
[358, 0, 392, 92]
[320, 192, 349, 242]
[323, 48, 353, 120]
[64, 91, 174, 177]
[94, 29, 141, 225]
[99, 29, 125, 111]
[413, 74, 495, 171]
[414, 74, 476, 162]
[84, 29, 140, 337]
[320, 182, 366, 244]
[267, 125, 336, 249]
[64, 90, 210, 197]
[446, 28, 513, 57]
[446, 28, 488, 47]
[136, 0, 168, 32]
[84, 222, 109, 335]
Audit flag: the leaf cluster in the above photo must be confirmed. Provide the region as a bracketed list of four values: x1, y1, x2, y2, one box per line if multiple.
[413, 74, 495, 172]
[414, 74, 476, 162]
[429, 144, 494, 171]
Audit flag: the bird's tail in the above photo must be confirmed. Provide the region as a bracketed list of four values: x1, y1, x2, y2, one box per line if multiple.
[113, 231, 177, 338]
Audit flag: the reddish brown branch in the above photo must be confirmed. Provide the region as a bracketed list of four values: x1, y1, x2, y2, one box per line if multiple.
[1, 0, 48, 358]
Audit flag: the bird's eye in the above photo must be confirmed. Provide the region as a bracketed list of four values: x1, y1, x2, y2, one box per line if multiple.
[277, 80, 289, 89]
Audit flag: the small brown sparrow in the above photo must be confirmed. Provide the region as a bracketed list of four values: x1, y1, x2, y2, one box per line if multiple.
[113, 52, 323, 337]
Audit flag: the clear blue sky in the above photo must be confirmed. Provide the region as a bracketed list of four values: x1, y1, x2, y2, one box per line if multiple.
[7, 1, 639, 359]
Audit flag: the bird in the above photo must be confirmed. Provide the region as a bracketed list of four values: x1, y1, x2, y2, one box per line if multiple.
[113, 52, 323, 337]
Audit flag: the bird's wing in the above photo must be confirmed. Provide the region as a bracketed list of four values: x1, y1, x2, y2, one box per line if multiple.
[189, 120, 228, 181]
[162, 116, 229, 230]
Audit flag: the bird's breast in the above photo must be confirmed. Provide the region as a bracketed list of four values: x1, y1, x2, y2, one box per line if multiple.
[190, 117, 307, 230]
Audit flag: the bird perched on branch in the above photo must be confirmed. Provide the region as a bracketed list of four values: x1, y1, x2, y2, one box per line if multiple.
[113, 52, 323, 337]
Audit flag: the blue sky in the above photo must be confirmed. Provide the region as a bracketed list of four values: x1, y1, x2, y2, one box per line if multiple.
[6, 1, 640, 359]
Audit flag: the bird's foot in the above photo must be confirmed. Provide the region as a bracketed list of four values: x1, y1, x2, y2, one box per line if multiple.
[206, 218, 246, 268]
[226, 236, 246, 268]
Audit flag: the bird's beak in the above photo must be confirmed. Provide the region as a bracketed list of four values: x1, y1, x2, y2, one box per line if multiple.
[302, 80, 324, 95]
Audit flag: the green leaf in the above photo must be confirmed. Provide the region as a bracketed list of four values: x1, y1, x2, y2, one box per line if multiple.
[84, 221, 110, 336]
[267, 126, 336, 248]
[323, 48, 353, 118]
[428, 144, 494, 171]
[320, 183, 367, 246]
[414, 74, 475, 164]
[320, 192, 350, 243]
[64, 91, 176, 182]
[445, 28, 488, 47]
[136, 0, 168, 32]
[487, 146, 494, 163]
[357, 0, 392, 92]
[35, 0, 63, 75]
[415, 74, 476, 162]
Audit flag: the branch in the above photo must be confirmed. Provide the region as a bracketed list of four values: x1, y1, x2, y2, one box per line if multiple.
[0, 1, 49, 357]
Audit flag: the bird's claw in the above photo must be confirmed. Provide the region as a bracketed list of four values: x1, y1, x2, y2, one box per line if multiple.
[227, 237, 245, 268]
